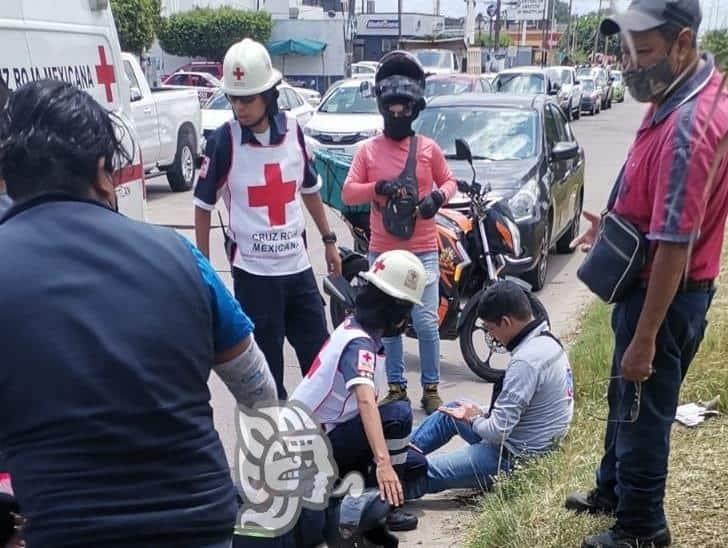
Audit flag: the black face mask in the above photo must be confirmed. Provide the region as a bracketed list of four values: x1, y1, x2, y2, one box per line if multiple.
[623, 55, 676, 103]
[383, 112, 415, 141]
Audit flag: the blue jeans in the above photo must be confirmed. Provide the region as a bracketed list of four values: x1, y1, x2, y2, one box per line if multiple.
[368, 251, 440, 386]
[596, 287, 713, 534]
[405, 404, 512, 499]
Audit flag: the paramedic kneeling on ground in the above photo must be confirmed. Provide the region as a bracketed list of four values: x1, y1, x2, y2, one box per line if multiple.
[406, 281, 574, 498]
[0, 81, 276, 548]
[291, 250, 429, 533]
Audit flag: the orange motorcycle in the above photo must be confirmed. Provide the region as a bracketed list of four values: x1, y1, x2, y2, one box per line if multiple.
[324, 139, 549, 382]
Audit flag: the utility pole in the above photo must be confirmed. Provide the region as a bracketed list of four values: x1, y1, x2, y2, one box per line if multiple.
[540, 0, 548, 66]
[494, 0, 502, 51]
[593, 0, 603, 63]
[398, 0, 402, 47]
[566, 0, 574, 57]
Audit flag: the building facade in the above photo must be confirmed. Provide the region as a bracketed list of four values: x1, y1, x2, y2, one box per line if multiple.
[353, 13, 447, 61]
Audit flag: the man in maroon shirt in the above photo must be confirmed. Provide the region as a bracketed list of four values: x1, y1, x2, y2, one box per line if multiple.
[565, 1, 728, 547]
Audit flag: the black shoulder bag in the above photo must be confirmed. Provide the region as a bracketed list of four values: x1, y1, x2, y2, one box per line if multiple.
[576, 166, 647, 304]
[377, 136, 419, 240]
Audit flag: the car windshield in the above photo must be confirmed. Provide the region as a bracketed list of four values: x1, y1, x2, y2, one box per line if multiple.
[318, 86, 378, 114]
[581, 79, 595, 91]
[206, 93, 230, 110]
[414, 107, 538, 160]
[576, 68, 594, 78]
[550, 68, 572, 85]
[415, 51, 452, 69]
[494, 73, 546, 94]
[353, 65, 375, 75]
[425, 79, 471, 97]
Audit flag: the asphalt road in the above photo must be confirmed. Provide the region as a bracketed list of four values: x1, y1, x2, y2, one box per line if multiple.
[144, 95, 647, 546]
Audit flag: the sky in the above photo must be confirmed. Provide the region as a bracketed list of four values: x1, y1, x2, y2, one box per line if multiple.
[372, 0, 725, 32]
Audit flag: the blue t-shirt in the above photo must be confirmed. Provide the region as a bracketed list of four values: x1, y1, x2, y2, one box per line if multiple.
[182, 237, 254, 352]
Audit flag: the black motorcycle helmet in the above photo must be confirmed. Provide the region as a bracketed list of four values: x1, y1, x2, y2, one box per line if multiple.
[374, 50, 426, 115]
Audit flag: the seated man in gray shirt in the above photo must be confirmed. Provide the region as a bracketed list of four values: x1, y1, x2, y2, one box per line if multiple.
[405, 280, 574, 497]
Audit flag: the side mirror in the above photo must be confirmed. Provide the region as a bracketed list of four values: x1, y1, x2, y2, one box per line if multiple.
[455, 138, 476, 183]
[130, 87, 142, 102]
[548, 82, 561, 95]
[551, 141, 579, 161]
[359, 80, 373, 98]
[574, 79, 581, 85]
[455, 138, 473, 164]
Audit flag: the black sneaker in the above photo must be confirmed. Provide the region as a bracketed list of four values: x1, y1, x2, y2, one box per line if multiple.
[582, 526, 671, 548]
[385, 508, 418, 532]
[565, 488, 616, 516]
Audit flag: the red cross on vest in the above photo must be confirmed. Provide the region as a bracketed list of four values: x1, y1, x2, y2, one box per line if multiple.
[233, 67, 245, 80]
[248, 164, 297, 226]
[95, 45, 116, 103]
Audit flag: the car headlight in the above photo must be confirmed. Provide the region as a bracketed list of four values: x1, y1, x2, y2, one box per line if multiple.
[503, 215, 523, 258]
[303, 125, 316, 137]
[357, 129, 381, 138]
[508, 178, 539, 222]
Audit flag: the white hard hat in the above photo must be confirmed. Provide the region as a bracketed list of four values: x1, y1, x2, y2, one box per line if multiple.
[359, 250, 426, 306]
[222, 38, 282, 96]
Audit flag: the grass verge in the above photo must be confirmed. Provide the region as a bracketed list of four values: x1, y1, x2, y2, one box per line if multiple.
[468, 266, 728, 547]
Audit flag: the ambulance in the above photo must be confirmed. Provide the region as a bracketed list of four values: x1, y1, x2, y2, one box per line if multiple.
[0, 0, 145, 221]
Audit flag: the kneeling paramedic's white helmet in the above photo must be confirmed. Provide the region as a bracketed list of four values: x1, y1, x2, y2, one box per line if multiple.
[222, 38, 282, 96]
[359, 250, 426, 306]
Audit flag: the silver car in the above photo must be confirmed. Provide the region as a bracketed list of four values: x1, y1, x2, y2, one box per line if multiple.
[547, 67, 583, 121]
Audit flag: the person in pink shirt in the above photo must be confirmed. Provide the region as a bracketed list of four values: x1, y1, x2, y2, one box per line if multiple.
[342, 51, 457, 414]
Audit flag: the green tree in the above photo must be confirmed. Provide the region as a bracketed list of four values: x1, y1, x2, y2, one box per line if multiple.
[702, 29, 728, 70]
[477, 32, 513, 48]
[157, 7, 273, 62]
[558, 12, 621, 60]
[548, 0, 571, 25]
[110, 0, 160, 55]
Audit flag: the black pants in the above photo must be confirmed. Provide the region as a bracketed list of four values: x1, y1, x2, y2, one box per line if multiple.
[233, 267, 328, 400]
[328, 401, 427, 488]
[596, 287, 714, 534]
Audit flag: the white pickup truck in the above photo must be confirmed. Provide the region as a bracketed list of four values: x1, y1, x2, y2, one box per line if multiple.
[121, 53, 202, 192]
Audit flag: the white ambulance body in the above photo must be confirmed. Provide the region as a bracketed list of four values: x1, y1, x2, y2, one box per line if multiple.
[0, 0, 145, 221]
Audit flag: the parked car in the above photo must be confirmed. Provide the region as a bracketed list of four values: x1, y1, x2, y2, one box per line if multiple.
[413, 93, 586, 290]
[493, 66, 561, 96]
[161, 71, 221, 106]
[577, 67, 612, 110]
[413, 49, 461, 75]
[200, 84, 315, 141]
[580, 78, 603, 115]
[610, 70, 626, 103]
[425, 73, 493, 100]
[122, 53, 202, 192]
[283, 80, 322, 107]
[547, 66, 583, 120]
[351, 61, 379, 79]
[303, 79, 382, 156]
[166, 61, 223, 80]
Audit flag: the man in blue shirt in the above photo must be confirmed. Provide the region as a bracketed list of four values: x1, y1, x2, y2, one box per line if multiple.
[0, 81, 276, 547]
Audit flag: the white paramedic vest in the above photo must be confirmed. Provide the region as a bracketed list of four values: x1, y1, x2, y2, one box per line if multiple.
[291, 317, 387, 431]
[224, 117, 310, 276]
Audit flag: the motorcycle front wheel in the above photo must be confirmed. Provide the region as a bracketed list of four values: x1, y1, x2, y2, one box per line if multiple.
[459, 289, 550, 382]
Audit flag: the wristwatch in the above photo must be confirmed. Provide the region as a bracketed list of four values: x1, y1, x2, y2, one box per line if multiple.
[322, 232, 337, 245]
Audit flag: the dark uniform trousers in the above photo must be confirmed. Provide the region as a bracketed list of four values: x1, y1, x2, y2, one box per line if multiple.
[328, 401, 428, 488]
[233, 266, 329, 400]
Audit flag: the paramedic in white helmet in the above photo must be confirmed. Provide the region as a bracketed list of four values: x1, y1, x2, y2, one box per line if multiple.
[194, 39, 341, 400]
[291, 250, 429, 533]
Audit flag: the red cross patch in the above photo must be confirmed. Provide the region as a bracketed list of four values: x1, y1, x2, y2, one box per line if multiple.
[357, 349, 375, 375]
